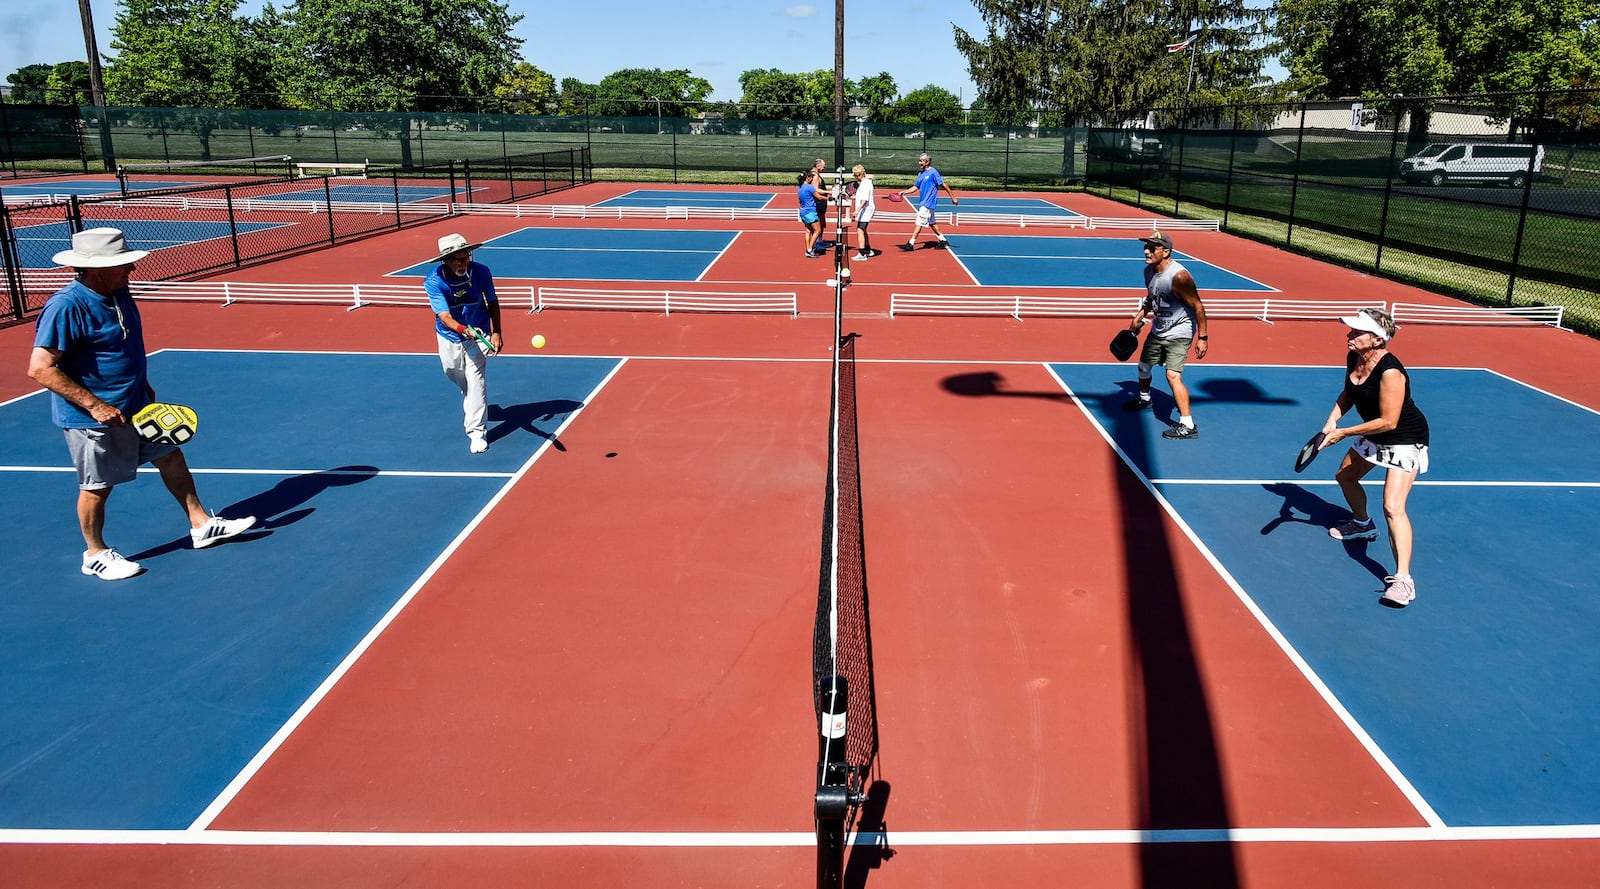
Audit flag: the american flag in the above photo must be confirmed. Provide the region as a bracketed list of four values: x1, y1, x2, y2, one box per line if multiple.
[1166, 30, 1201, 53]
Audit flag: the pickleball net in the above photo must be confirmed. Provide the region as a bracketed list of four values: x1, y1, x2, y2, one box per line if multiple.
[116, 154, 295, 194]
[812, 287, 879, 888]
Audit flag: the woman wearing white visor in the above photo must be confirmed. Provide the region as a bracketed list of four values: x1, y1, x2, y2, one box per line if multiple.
[1317, 307, 1430, 608]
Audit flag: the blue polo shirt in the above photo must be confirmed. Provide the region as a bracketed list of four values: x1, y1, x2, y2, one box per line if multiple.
[425, 261, 498, 342]
[33, 279, 151, 428]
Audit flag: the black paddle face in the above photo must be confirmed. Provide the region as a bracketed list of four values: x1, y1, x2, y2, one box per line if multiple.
[1294, 431, 1326, 473]
[1109, 329, 1139, 362]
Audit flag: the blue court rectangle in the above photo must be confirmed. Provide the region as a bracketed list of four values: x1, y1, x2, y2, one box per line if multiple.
[253, 183, 459, 203]
[595, 189, 777, 210]
[949, 196, 1081, 217]
[1, 179, 202, 198]
[390, 227, 739, 281]
[0, 350, 621, 829]
[953, 234, 1273, 290]
[1052, 360, 1600, 826]
[10, 218, 288, 270]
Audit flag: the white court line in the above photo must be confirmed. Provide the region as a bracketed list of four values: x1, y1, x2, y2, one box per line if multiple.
[185, 358, 630, 831]
[5, 823, 1600, 847]
[0, 466, 515, 479]
[1156, 478, 1600, 488]
[1044, 362, 1447, 828]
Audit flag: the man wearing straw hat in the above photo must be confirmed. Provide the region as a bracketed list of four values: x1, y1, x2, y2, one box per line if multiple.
[424, 232, 503, 453]
[27, 227, 257, 581]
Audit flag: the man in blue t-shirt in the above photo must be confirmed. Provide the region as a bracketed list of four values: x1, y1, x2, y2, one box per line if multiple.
[424, 232, 503, 453]
[897, 153, 959, 250]
[28, 228, 256, 581]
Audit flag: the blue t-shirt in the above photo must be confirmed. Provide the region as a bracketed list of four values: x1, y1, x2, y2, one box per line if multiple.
[33, 279, 151, 428]
[798, 181, 821, 216]
[914, 166, 944, 210]
[425, 261, 498, 341]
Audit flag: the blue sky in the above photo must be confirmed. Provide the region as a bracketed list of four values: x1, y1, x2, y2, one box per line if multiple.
[2, 1, 1281, 103]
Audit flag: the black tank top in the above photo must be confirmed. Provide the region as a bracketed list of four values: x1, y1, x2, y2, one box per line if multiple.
[1344, 352, 1429, 445]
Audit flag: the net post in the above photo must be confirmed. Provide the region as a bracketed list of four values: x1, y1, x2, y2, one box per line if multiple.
[815, 674, 850, 889]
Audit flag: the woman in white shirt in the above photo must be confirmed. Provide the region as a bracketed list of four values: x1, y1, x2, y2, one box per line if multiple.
[850, 164, 881, 259]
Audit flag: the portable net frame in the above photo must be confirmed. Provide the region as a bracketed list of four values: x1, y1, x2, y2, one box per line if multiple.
[115, 154, 295, 194]
[812, 170, 879, 889]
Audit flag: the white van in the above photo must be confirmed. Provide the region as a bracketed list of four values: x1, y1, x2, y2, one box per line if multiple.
[1398, 142, 1544, 188]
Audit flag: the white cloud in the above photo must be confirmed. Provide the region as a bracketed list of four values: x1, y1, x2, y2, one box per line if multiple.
[784, 5, 817, 18]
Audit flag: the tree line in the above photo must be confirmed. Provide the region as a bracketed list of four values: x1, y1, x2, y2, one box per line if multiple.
[7, 0, 1597, 132]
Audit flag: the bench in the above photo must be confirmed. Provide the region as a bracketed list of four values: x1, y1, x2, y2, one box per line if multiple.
[294, 160, 370, 179]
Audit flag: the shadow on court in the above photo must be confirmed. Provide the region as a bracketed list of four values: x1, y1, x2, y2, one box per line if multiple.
[942, 368, 1242, 889]
[128, 465, 380, 561]
[844, 779, 894, 888]
[1260, 483, 1389, 582]
[487, 398, 584, 451]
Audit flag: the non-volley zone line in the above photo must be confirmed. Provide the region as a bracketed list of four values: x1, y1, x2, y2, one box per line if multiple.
[0, 465, 517, 479]
[6, 823, 1600, 846]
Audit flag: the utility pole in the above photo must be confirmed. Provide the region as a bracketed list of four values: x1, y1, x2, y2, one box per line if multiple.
[833, 0, 845, 170]
[77, 0, 117, 170]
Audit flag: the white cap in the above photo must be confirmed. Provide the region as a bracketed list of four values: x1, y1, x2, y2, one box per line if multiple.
[1340, 312, 1392, 341]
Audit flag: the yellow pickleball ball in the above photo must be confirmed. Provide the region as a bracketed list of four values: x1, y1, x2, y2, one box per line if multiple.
[530, 334, 546, 349]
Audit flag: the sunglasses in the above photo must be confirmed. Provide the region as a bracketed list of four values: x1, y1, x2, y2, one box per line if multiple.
[446, 251, 473, 262]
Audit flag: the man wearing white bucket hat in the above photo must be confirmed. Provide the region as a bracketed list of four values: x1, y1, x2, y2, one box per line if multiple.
[1318, 306, 1431, 608]
[424, 232, 503, 453]
[27, 228, 257, 581]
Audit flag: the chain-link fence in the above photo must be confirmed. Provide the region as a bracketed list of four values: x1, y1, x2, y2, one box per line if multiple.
[1089, 90, 1600, 334]
[1, 146, 590, 322]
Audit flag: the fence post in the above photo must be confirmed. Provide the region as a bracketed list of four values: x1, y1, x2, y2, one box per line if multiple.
[1285, 100, 1308, 249]
[1374, 102, 1403, 275]
[1502, 91, 1547, 307]
[1222, 106, 1240, 229]
[224, 183, 243, 268]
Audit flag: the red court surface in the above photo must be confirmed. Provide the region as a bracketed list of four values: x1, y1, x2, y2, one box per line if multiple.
[3, 184, 1599, 888]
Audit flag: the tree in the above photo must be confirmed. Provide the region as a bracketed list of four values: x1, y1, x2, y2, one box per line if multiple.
[1276, 0, 1599, 137]
[7, 64, 55, 104]
[494, 62, 557, 114]
[891, 85, 964, 126]
[592, 68, 713, 121]
[276, 0, 523, 164]
[558, 78, 598, 116]
[738, 68, 809, 119]
[853, 72, 899, 121]
[104, 0, 278, 158]
[43, 62, 92, 105]
[954, 0, 1276, 125]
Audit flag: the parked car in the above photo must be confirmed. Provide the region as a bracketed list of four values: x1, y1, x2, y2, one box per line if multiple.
[1087, 128, 1163, 162]
[1398, 142, 1544, 188]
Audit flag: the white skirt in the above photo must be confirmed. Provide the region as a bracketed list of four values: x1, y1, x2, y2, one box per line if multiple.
[1352, 436, 1429, 474]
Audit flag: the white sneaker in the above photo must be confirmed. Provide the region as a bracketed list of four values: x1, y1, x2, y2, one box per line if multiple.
[82, 548, 141, 580]
[469, 432, 489, 454]
[191, 514, 258, 549]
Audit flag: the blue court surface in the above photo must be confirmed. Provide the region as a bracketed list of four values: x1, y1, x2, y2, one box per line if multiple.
[951, 233, 1274, 290]
[0, 349, 621, 829]
[595, 189, 778, 210]
[390, 226, 740, 281]
[1, 178, 201, 198]
[1052, 361, 1600, 826]
[10, 218, 289, 270]
[940, 196, 1080, 216]
[251, 183, 460, 203]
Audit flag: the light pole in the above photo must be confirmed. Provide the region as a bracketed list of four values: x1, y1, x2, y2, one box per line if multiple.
[652, 96, 663, 134]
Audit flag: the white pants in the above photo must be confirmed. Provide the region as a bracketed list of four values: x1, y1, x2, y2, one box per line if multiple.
[437, 333, 488, 437]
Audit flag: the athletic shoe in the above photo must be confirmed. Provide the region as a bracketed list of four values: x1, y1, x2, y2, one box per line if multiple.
[1161, 423, 1199, 440]
[805, 250, 823, 259]
[936, 237, 949, 248]
[82, 548, 141, 580]
[854, 252, 871, 261]
[469, 432, 489, 454]
[1381, 574, 1416, 608]
[897, 242, 915, 252]
[1123, 397, 1153, 412]
[1328, 518, 1378, 541]
[191, 514, 258, 549]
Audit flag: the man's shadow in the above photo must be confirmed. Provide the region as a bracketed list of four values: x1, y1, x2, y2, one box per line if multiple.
[487, 399, 584, 451]
[1260, 482, 1389, 581]
[130, 465, 380, 560]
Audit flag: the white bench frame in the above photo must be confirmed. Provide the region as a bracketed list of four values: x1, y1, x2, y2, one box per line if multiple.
[294, 160, 370, 179]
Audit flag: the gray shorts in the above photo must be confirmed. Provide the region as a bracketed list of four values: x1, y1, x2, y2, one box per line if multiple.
[1139, 335, 1193, 373]
[64, 425, 179, 490]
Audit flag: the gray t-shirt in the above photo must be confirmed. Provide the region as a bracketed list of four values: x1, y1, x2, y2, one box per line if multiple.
[1143, 259, 1194, 340]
